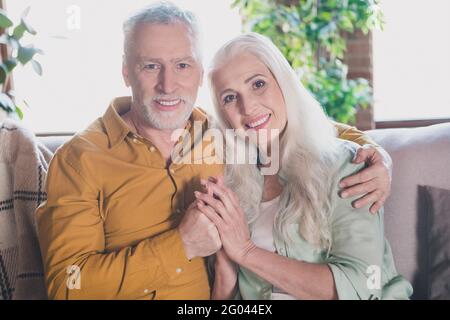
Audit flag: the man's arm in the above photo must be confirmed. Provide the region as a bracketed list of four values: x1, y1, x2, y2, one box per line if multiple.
[332, 121, 392, 214]
[333, 121, 378, 146]
[36, 153, 205, 300]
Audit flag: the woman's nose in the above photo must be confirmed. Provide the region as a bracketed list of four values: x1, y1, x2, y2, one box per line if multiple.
[239, 96, 259, 116]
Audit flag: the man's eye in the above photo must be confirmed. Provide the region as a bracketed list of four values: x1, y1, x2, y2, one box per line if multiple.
[178, 63, 190, 69]
[223, 95, 236, 104]
[253, 79, 265, 89]
[144, 64, 159, 70]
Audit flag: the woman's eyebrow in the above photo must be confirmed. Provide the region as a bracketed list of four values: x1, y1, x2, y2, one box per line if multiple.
[218, 73, 266, 97]
[219, 88, 234, 98]
[245, 73, 265, 84]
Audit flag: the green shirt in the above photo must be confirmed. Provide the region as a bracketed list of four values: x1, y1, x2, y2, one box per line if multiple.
[238, 139, 413, 300]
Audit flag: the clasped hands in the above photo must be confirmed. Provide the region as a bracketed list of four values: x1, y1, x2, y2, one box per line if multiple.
[178, 176, 254, 263]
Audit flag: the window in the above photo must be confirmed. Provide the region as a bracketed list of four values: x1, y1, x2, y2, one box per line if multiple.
[6, 0, 241, 133]
[373, 0, 450, 122]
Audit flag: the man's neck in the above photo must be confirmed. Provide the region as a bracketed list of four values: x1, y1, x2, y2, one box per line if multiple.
[122, 108, 187, 162]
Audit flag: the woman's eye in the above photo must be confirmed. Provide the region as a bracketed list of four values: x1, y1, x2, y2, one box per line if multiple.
[253, 79, 266, 89]
[223, 95, 236, 104]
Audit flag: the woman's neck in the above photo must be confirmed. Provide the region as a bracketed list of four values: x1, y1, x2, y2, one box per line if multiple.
[262, 174, 283, 202]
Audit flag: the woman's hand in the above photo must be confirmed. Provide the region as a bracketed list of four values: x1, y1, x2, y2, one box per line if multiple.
[194, 178, 256, 265]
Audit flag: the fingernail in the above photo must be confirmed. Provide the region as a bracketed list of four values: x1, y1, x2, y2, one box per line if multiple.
[339, 182, 346, 188]
[341, 192, 348, 198]
[194, 191, 201, 197]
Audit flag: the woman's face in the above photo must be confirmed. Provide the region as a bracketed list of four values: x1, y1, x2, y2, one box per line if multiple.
[212, 53, 287, 145]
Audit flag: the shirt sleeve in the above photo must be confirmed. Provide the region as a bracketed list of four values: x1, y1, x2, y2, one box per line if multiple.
[36, 151, 204, 300]
[333, 121, 379, 146]
[332, 120, 392, 175]
[326, 143, 385, 300]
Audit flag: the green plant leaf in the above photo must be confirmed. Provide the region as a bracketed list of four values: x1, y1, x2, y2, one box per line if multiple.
[13, 23, 27, 40]
[0, 9, 13, 28]
[21, 7, 37, 36]
[0, 93, 15, 112]
[0, 63, 8, 84]
[15, 105, 24, 119]
[31, 59, 43, 76]
[4, 58, 17, 72]
[338, 15, 354, 32]
[17, 46, 42, 65]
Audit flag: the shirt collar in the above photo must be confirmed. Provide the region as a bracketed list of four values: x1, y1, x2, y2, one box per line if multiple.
[102, 96, 134, 149]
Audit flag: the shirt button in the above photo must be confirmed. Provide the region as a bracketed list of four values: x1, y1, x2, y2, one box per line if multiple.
[170, 169, 175, 174]
[144, 289, 149, 294]
[149, 146, 156, 152]
[175, 267, 183, 274]
[132, 138, 141, 144]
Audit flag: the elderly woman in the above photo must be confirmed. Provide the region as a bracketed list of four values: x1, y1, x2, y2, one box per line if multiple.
[193, 33, 413, 300]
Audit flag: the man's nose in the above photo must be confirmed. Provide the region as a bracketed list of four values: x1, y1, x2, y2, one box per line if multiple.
[156, 67, 178, 94]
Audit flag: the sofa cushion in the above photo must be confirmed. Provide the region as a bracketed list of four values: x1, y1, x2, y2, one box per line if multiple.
[423, 185, 450, 300]
[367, 123, 450, 299]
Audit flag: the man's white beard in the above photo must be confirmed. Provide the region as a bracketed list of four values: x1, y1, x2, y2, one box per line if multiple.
[140, 96, 194, 130]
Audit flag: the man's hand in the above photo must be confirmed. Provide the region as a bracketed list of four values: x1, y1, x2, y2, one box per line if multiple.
[178, 201, 222, 260]
[339, 145, 392, 214]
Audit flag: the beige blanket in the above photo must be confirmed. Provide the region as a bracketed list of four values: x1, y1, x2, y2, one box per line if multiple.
[0, 119, 53, 299]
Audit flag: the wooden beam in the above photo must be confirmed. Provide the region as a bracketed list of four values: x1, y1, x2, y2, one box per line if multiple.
[376, 118, 450, 129]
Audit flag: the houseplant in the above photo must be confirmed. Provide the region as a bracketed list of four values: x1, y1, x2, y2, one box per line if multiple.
[0, 6, 42, 122]
[232, 0, 384, 124]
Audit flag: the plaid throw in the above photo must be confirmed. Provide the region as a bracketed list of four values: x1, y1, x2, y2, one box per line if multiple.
[0, 119, 53, 299]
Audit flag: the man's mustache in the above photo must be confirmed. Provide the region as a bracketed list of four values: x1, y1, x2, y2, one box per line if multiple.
[144, 95, 194, 107]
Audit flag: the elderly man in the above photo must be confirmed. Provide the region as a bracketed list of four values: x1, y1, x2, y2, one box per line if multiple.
[36, 2, 391, 300]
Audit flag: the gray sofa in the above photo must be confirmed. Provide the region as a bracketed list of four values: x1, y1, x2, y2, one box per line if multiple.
[36, 122, 450, 299]
[367, 123, 450, 299]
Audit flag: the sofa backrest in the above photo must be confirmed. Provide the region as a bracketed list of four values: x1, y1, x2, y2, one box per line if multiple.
[367, 123, 450, 299]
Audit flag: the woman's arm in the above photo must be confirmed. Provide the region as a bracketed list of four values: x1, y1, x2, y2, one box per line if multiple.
[195, 162, 386, 300]
[237, 245, 337, 299]
[195, 182, 338, 300]
[211, 249, 239, 300]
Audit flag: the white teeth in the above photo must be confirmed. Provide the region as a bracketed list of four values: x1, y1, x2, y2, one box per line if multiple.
[157, 99, 180, 106]
[247, 115, 270, 128]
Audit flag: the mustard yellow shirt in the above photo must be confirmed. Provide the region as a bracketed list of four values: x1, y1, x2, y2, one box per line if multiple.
[36, 96, 376, 300]
[36, 97, 223, 300]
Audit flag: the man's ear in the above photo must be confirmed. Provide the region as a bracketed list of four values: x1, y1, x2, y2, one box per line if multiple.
[122, 55, 131, 87]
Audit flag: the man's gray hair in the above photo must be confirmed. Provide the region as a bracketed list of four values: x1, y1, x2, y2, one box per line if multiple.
[123, 1, 201, 61]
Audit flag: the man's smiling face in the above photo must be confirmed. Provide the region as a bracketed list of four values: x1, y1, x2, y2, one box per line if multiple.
[123, 22, 203, 130]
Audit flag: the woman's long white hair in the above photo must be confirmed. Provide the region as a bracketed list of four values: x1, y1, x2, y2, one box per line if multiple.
[208, 33, 340, 249]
